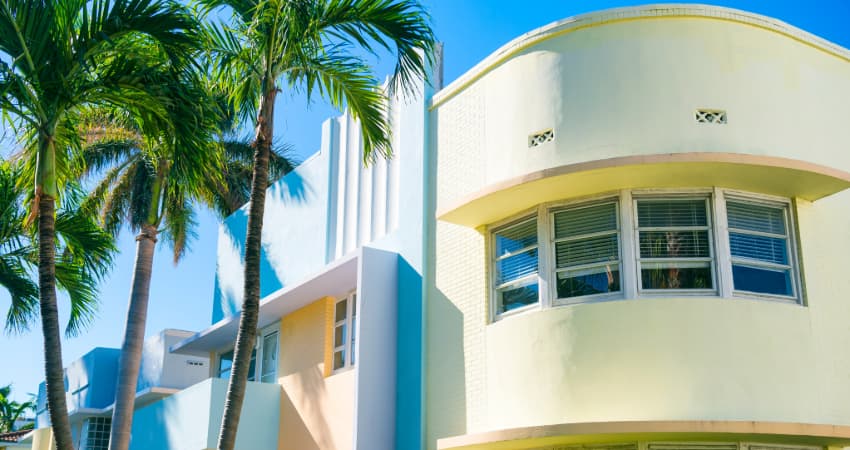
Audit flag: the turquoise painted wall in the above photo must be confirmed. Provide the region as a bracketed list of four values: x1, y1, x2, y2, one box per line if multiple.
[35, 347, 120, 428]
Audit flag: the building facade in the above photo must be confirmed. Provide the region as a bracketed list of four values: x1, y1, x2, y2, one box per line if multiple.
[427, 5, 850, 449]
[28, 4, 850, 450]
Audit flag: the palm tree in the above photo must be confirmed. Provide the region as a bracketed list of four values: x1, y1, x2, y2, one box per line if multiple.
[0, 160, 115, 337]
[0, 385, 34, 433]
[80, 66, 222, 450]
[81, 98, 294, 450]
[198, 1, 435, 448]
[0, 2, 198, 449]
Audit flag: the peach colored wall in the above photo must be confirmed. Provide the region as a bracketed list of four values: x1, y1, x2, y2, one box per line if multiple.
[278, 298, 355, 450]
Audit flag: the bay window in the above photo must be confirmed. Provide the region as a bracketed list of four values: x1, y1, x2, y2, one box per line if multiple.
[489, 189, 802, 320]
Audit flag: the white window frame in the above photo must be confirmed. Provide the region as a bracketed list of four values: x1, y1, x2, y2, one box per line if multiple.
[332, 291, 358, 373]
[547, 196, 624, 306]
[489, 211, 542, 319]
[488, 188, 804, 322]
[632, 192, 718, 296]
[719, 190, 802, 303]
[216, 321, 280, 383]
[258, 324, 279, 383]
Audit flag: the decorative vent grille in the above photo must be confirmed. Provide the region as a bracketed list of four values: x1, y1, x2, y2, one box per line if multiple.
[186, 360, 205, 366]
[80, 417, 111, 450]
[529, 128, 555, 147]
[695, 109, 727, 124]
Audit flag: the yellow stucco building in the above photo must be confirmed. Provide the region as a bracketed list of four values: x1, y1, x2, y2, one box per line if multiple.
[427, 4, 850, 450]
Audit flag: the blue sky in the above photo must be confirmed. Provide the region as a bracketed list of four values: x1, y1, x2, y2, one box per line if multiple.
[1, 0, 849, 403]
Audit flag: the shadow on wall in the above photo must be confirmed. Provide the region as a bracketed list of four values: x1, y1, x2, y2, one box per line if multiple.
[427, 286, 467, 443]
[280, 366, 333, 450]
[213, 170, 313, 321]
[278, 299, 339, 450]
[396, 255, 424, 449]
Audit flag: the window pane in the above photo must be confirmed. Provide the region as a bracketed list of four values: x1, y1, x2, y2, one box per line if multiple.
[639, 230, 711, 258]
[733, 264, 793, 296]
[334, 324, 346, 348]
[641, 261, 713, 289]
[727, 201, 786, 235]
[497, 279, 539, 313]
[494, 218, 537, 256]
[261, 332, 278, 382]
[555, 234, 618, 268]
[729, 232, 788, 265]
[496, 248, 538, 285]
[218, 350, 233, 377]
[637, 199, 707, 227]
[557, 265, 620, 298]
[553, 203, 616, 238]
[335, 299, 347, 322]
[333, 350, 345, 370]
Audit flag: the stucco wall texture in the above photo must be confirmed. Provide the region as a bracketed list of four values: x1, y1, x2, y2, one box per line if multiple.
[427, 5, 850, 449]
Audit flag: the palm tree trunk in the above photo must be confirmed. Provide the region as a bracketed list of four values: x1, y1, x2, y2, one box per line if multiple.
[108, 225, 157, 450]
[37, 194, 74, 450]
[216, 86, 276, 450]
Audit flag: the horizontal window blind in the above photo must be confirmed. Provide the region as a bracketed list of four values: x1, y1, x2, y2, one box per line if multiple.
[493, 217, 540, 313]
[553, 202, 621, 299]
[638, 199, 708, 227]
[554, 203, 618, 238]
[727, 202, 785, 235]
[495, 217, 537, 256]
[726, 200, 793, 297]
[636, 198, 714, 291]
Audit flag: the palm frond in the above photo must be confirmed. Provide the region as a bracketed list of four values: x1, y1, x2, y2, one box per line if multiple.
[288, 52, 390, 162]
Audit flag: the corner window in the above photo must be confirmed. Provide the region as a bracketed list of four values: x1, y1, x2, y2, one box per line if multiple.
[332, 292, 357, 371]
[726, 199, 796, 298]
[489, 189, 802, 320]
[492, 217, 539, 314]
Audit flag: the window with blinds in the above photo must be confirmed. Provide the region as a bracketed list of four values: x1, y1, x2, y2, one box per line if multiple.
[488, 189, 802, 320]
[552, 201, 621, 300]
[493, 217, 540, 314]
[726, 200, 794, 297]
[636, 198, 715, 291]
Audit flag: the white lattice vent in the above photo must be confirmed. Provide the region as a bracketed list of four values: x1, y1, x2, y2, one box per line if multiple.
[529, 128, 555, 147]
[695, 109, 727, 124]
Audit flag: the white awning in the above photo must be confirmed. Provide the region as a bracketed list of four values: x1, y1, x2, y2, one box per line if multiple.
[171, 251, 360, 356]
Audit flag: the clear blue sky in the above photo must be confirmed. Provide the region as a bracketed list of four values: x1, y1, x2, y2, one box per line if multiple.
[1, 0, 849, 403]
